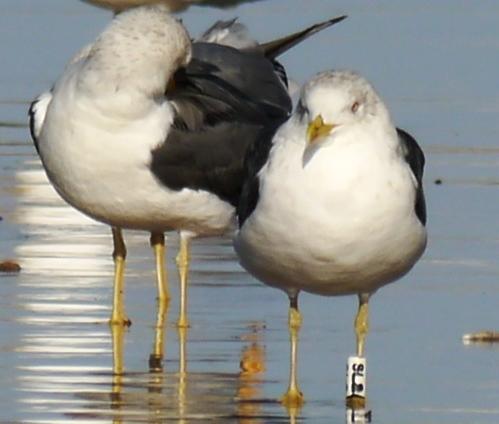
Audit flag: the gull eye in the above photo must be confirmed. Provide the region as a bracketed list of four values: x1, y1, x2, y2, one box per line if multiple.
[351, 101, 360, 113]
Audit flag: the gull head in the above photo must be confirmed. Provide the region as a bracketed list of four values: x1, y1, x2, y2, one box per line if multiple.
[296, 70, 390, 147]
[83, 5, 192, 97]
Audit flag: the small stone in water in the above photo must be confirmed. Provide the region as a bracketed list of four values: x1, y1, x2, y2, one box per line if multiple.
[0, 260, 21, 273]
[463, 331, 499, 344]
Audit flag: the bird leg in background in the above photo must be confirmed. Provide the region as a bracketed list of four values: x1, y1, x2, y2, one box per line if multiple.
[281, 293, 304, 408]
[355, 294, 370, 357]
[176, 233, 191, 328]
[110, 227, 131, 326]
[149, 298, 169, 372]
[150, 232, 170, 307]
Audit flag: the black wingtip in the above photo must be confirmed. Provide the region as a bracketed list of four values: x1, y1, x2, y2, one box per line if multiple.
[260, 14, 348, 60]
[335, 15, 348, 23]
[323, 15, 348, 27]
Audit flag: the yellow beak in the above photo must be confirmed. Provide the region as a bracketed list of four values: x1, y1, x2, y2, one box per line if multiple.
[306, 115, 335, 145]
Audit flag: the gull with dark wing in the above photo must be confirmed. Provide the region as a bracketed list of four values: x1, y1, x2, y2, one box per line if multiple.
[235, 70, 427, 406]
[29, 5, 346, 327]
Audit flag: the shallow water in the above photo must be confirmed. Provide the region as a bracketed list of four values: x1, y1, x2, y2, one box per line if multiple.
[2, 1, 499, 423]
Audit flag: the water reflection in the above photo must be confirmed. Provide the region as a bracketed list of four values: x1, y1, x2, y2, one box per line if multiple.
[177, 326, 188, 423]
[110, 324, 125, 423]
[10, 159, 275, 422]
[15, 299, 275, 422]
[102, 319, 271, 422]
[346, 408, 372, 424]
[237, 323, 266, 424]
[15, 165, 109, 281]
[8, 158, 317, 423]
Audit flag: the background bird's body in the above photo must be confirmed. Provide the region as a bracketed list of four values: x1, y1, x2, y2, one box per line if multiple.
[236, 115, 426, 296]
[35, 10, 233, 235]
[38, 58, 233, 235]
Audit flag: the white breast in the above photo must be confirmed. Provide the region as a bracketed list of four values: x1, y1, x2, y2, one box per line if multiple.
[37, 62, 234, 235]
[235, 119, 427, 296]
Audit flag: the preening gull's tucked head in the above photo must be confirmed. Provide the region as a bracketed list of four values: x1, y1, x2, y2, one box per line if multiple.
[297, 70, 392, 146]
[80, 5, 191, 97]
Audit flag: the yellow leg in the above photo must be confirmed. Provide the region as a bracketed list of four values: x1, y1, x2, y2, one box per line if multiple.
[281, 294, 304, 408]
[110, 228, 131, 326]
[346, 294, 370, 409]
[149, 300, 168, 372]
[150, 232, 170, 306]
[176, 233, 191, 328]
[355, 294, 370, 357]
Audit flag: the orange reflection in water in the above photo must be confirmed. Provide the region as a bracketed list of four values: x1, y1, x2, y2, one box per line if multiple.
[237, 322, 266, 424]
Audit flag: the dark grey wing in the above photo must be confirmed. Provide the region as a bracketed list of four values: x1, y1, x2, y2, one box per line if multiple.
[151, 124, 274, 207]
[150, 43, 291, 207]
[237, 123, 281, 227]
[259, 15, 347, 89]
[150, 14, 348, 207]
[258, 15, 347, 60]
[199, 15, 346, 89]
[398, 128, 426, 226]
[185, 43, 291, 120]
